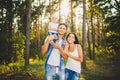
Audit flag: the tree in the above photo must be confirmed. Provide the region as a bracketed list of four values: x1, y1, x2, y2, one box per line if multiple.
[58, 0, 61, 22]
[0, 0, 14, 63]
[25, 0, 31, 68]
[82, 0, 87, 69]
[90, 0, 95, 60]
[70, 0, 74, 32]
[93, 0, 120, 60]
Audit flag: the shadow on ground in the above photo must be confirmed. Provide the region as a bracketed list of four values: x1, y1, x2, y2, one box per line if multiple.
[0, 72, 43, 80]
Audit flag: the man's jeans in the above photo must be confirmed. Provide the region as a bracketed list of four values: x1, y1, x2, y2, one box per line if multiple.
[65, 68, 80, 80]
[45, 64, 65, 80]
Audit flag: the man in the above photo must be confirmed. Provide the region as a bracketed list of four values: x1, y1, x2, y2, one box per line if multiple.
[42, 23, 67, 80]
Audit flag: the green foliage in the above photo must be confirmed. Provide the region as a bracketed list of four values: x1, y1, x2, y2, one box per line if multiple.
[25, 59, 44, 77]
[72, 0, 82, 8]
[103, 15, 120, 59]
[12, 30, 25, 62]
[29, 24, 48, 59]
[95, 44, 116, 59]
[93, 0, 120, 60]
[13, 0, 27, 34]
[0, 0, 14, 64]
[94, 0, 120, 17]
[105, 16, 120, 33]
[0, 59, 44, 79]
[0, 62, 24, 73]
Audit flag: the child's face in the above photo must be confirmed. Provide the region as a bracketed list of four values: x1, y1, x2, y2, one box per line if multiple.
[52, 16, 58, 22]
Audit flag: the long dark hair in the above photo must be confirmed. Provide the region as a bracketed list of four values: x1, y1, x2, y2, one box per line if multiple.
[66, 32, 79, 44]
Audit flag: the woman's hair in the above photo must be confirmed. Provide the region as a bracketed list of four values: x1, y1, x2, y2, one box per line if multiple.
[66, 32, 79, 44]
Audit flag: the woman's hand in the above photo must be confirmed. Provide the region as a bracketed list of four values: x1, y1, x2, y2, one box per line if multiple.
[66, 52, 70, 57]
[64, 42, 69, 48]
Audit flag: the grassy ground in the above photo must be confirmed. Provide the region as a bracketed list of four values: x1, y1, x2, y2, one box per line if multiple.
[0, 59, 120, 80]
[81, 60, 120, 80]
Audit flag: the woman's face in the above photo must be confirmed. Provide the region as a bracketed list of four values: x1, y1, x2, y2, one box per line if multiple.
[67, 33, 75, 44]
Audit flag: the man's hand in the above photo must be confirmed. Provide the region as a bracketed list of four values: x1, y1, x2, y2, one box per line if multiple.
[53, 43, 60, 49]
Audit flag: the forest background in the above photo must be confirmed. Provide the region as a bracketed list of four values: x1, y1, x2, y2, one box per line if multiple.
[0, 0, 120, 80]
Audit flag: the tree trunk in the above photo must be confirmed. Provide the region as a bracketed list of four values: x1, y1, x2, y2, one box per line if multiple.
[50, 0, 53, 21]
[90, 1, 95, 60]
[87, 21, 92, 59]
[25, 0, 31, 69]
[97, 15, 100, 44]
[82, 0, 87, 69]
[92, 22, 95, 60]
[7, 0, 13, 63]
[59, 0, 61, 23]
[70, 0, 74, 32]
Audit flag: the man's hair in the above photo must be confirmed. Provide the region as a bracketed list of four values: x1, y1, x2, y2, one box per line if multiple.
[58, 23, 68, 29]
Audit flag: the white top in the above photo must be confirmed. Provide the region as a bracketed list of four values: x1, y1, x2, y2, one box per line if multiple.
[65, 45, 81, 73]
[48, 22, 58, 33]
[47, 39, 62, 66]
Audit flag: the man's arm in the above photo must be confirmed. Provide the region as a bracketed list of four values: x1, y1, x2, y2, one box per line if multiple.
[53, 42, 68, 58]
[41, 38, 50, 55]
[41, 35, 55, 55]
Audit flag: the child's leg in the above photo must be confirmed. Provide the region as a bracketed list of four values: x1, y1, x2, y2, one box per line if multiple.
[53, 33, 58, 43]
[48, 32, 52, 35]
[48, 32, 55, 45]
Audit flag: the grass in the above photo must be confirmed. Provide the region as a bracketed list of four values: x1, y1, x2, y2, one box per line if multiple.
[0, 58, 120, 80]
[81, 60, 120, 80]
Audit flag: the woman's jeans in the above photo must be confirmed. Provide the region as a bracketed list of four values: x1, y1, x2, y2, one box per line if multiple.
[45, 64, 65, 80]
[65, 68, 80, 80]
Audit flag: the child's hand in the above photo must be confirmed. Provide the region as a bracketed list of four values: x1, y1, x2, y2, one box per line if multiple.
[48, 35, 56, 41]
[54, 35, 58, 39]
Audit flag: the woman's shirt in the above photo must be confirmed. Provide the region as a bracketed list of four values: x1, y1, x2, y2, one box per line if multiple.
[65, 45, 81, 73]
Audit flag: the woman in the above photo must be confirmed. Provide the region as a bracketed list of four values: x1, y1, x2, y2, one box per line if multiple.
[64, 32, 83, 80]
[54, 32, 83, 80]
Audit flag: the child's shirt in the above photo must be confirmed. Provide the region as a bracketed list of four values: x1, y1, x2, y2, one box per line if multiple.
[48, 22, 58, 34]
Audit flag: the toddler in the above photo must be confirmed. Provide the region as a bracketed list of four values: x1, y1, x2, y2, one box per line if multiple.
[48, 15, 59, 44]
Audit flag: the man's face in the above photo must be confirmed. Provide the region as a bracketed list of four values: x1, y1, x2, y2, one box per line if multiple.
[58, 25, 67, 35]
